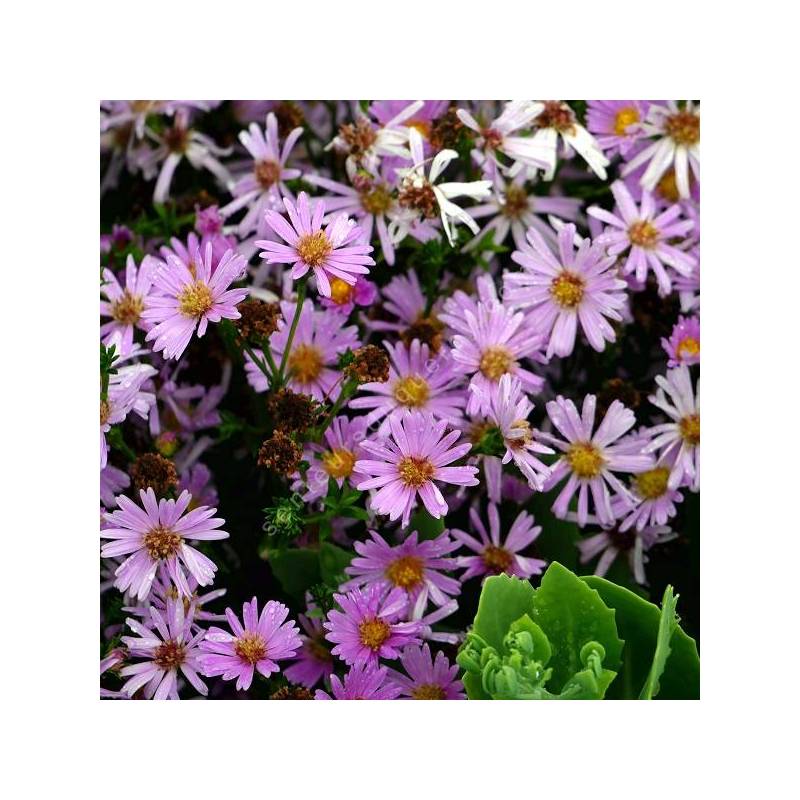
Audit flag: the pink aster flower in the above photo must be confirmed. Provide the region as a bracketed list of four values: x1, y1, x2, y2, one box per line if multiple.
[143, 243, 248, 360]
[284, 613, 335, 689]
[257, 192, 374, 297]
[119, 597, 207, 700]
[505, 224, 627, 359]
[386, 643, 465, 699]
[100, 255, 157, 355]
[367, 270, 433, 336]
[343, 529, 461, 610]
[473, 374, 554, 491]
[355, 411, 479, 528]
[586, 101, 650, 157]
[440, 296, 545, 415]
[319, 275, 377, 315]
[222, 112, 303, 236]
[324, 585, 422, 668]
[643, 365, 700, 491]
[100, 464, 130, 508]
[452, 502, 545, 581]
[589, 181, 696, 295]
[200, 597, 301, 691]
[540, 395, 654, 526]
[178, 463, 218, 509]
[314, 662, 402, 700]
[245, 299, 359, 401]
[662, 315, 700, 367]
[350, 340, 465, 435]
[616, 463, 683, 532]
[100, 488, 228, 600]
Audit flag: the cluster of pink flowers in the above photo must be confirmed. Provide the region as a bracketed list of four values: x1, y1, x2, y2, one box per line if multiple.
[101, 100, 699, 699]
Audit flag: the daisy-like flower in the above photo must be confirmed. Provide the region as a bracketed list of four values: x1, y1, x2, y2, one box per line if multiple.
[143, 243, 248, 360]
[284, 613, 335, 689]
[586, 101, 650, 157]
[245, 299, 359, 401]
[200, 597, 301, 691]
[100, 488, 228, 600]
[577, 519, 677, 585]
[588, 181, 696, 296]
[178, 463, 218, 509]
[643, 365, 700, 491]
[618, 464, 683, 531]
[368, 271, 443, 349]
[100, 255, 157, 355]
[355, 411, 479, 528]
[528, 101, 610, 180]
[540, 395, 654, 526]
[505, 223, 627, 359]
[452, 502, 545, 581]
[222, 112, 304, 236]
[473, 374, 554, 491]
[314, 662, 402, 700]
[662, 315, 700, 367]
[393, 128, 492, 246]
[622, 101, 700, 199]
[350, 340, 465, 435]
[440, 297, 545, 415]
[324, 585, 422, 667]
[465, 172, 581, 252]
[343, 529, 461, 609]
[320, 275, 377, 315]
[257, 192, 374, 297]
[386, 643, 465, 699]
[119, 597, 207, 700]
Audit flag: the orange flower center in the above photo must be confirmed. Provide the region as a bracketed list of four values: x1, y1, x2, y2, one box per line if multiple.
[482, 545, 513, 574]
[255, 159, 281, 189]
[385, 555, 425, 589]
[501, 185, 529, 218]
[358, 618, 391, 650]
[360, 185, 393, 216]
[676, 337, 700, 360]
[665, 110, 700, 146]
[412, 683, 447, 699]
[234, 632, 267, 665]
[614, 106, 640, 135]
[680, 413, 700, 446]
[398, 456, 435, 488]
[628, 220, 660, 249]
[143, 525, 183, 560]
[178, 281, 214, 318]
[479, 345, 515, 381]
[111, 290, 145, 325]
[566, 442, 605, 478]
[288, 344, 324, 384]
[100, 400, 110, 426]
[296, 231, 332, 267]
[153, 639, 186, 670]
[393, 375, 430, 408]
[329, 277, 355, 305]
[550, 271, 585, 308]
[322, 447, 356, 479]
[635, 467, 670, 500]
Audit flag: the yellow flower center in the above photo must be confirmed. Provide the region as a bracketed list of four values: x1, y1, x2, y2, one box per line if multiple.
[482, 545, 513, 574]
[550, 271, 585, 308]
[153, 639, 186, 670]
[255, 159, 281, 189]
[676, 337, 700, 360]
[508, 419, 533, 449]
[679, 413, 700, 446]
[296, 230, 332, 267]
[657, 169, 681, 202]
[566, 442, 605, 478]
[398, 456, 435, 488]
[614, 106, 640, 135]
[405, 119, 432, 138]
[111, 290, 145, 325]
[360, 185, 393, 216]
[288, 344, 324, 384]
[479, 345, 515, 381]
[501, 185, 529, 219]
[329, 277, 355, 305]
[178, 281, 214, 318]
[358, 618, 391, 650]
[234, 632, 267, 665]
[385, 555, 425, 590]
[628, 220, 660, 249]
[412, 683, 447, 699]
[635, 467, 670, 500]
[143, 525, 182, 560]
[393, 375, 430, 408]
[665, 110, 700, 146]
[100, 399, 110, 426]
[322, 447, 356, 479]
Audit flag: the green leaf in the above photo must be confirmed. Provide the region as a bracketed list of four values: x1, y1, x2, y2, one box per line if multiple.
[407, 508, 445, 541]
[530, 562, 623, 694]
[582, 575, 699, 699]
[639, 585, 679, 699]
[318, 542, 353, 588]
[268, 548, 320, 601]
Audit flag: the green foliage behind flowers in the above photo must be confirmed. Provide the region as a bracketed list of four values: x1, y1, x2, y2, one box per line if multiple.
[457, 564, 699, 700]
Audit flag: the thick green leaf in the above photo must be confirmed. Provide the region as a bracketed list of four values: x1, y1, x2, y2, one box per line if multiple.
[319, 542, 353, 587]
[582, 576, 699, 699]
[268, 548, 320, 601]
[530, 562, 623, 694]
[407, 508, 445, 541]
[640, 585, 679, 699]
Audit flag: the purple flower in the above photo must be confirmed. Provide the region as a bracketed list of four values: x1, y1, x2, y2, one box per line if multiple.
[586, 101, 650, 157]
[386, 644, 465, 699]
[143, 243, 248, 359]
[100, 255, 157, 355]
[119, 597, 207, 700]
[324, 585, 422, 668]
[343, 529, 461, 610]
[350, 340, 465, 435]
[319, 275, 377, 315]
[257, 192, 374, 297]
[355, 411, 479, 528]
[662, 315, 700, 367]
[178, 463, 218, 509]
[505, 223, 627, 359]
[284, 614, 335, 689]
[100, 465, 130, 508]
[100, 488, 228, 600]
[618, 465, 683, 531]
[589, 181, 696, 295]
[541, 395, 654, 526]
[452, 502, 545, 581]
[314, 662, 402, 700]
[200, 597, 301, 691]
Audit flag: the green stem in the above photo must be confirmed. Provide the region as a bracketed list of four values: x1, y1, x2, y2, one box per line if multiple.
[314, 378, 357, 441]
[277, 277, 308, 384]
[242, 340, 274, 384]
